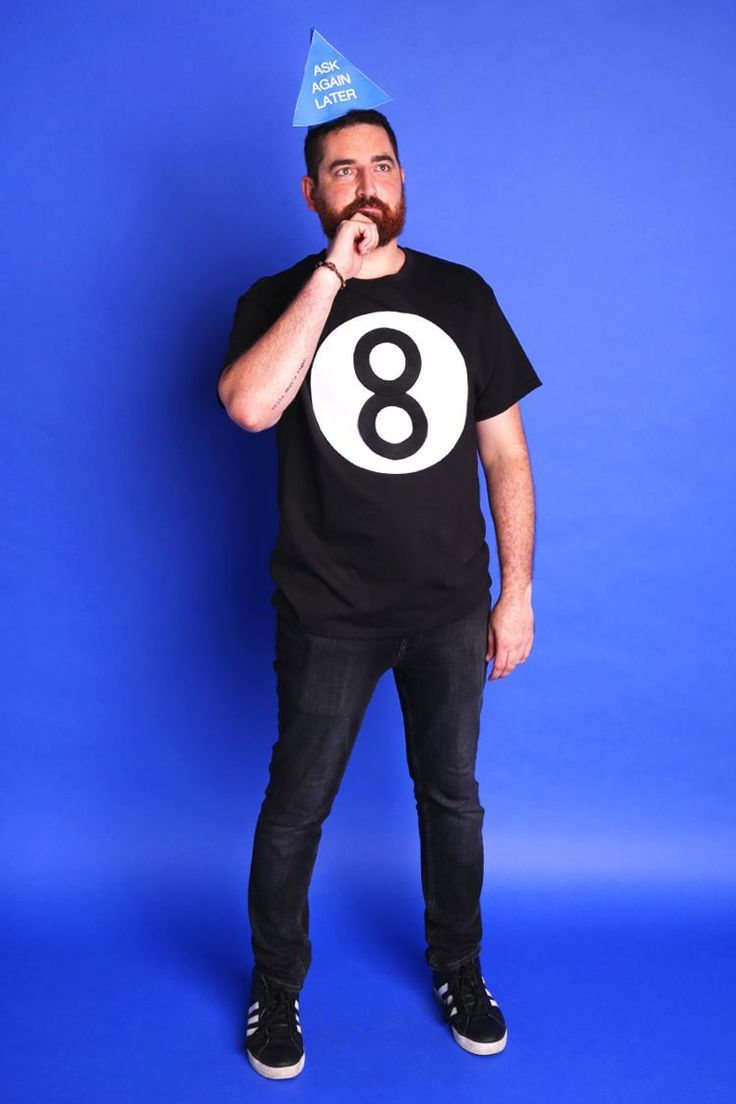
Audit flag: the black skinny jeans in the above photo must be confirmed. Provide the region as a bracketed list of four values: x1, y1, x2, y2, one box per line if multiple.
[247, 594, 492, 992]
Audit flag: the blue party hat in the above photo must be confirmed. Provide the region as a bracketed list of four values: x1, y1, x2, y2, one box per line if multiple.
[293, 27, 392, 128]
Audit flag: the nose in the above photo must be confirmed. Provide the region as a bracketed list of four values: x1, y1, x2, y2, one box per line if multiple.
[355, 166, 372, 195]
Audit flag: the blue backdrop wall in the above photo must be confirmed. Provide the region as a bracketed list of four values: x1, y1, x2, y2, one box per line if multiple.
[3, 2, 735, 1101]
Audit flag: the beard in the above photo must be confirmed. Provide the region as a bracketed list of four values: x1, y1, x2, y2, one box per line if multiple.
[311, 184, 407, 247]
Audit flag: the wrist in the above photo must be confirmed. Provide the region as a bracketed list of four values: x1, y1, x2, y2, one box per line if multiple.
[314, 258, 346, 290]
[499, 581, 533, 605]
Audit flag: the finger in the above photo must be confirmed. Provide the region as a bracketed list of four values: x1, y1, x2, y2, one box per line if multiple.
[361, 223, 379, 247]
[350, 218, 375, 236]
[485, 626, 496, 662]
[489, 645, 510, 680]
[512, 641, 528, 667]
[506, 650, 523, 674]
[357, 228, 377, 254]
[498, 642, 520, 678]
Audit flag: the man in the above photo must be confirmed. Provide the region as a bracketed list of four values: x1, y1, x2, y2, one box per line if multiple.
[217, 108, 542, 1080]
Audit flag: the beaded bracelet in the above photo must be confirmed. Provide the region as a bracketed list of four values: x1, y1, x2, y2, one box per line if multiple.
[314, 258, 346, 290]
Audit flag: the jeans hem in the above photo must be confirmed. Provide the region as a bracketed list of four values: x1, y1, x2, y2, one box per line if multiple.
[255, 967, 303, 993]
[428, 950, 481, 975]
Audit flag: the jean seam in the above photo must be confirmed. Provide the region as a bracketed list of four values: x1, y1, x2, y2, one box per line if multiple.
[395, 669, 437, 912]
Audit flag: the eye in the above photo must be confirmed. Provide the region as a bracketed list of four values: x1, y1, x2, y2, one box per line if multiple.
[377, 163, 392, 172]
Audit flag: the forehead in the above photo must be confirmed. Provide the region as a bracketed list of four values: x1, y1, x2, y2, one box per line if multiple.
[320, 123, 393, 163]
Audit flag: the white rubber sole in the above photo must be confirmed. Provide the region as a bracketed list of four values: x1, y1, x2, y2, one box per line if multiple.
[247, 1050, 305, 1079]
[451, 1024, 508, 1055]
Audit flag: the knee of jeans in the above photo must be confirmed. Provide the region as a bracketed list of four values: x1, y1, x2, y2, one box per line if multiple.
[261, 781, 339, 829]
[414, 771, 484, 813]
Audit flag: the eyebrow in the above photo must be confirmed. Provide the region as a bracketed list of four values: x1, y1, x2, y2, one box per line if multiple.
[326, 153, 396, 172]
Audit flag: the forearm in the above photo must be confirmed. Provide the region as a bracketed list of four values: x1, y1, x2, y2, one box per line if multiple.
[483, 453, 537, 603]
[219, 264, 342, 431]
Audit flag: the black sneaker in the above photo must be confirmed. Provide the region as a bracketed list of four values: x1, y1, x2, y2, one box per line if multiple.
[245, 969, 305, 1079]
[432, 956, 508, 1055]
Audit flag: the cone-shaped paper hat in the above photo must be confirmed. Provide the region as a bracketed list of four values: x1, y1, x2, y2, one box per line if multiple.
[293, 27, 392, 128]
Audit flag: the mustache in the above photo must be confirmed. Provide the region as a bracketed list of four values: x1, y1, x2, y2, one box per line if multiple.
[346, 197, 387, 217]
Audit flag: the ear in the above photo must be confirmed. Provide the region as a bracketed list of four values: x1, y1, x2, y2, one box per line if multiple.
[302, 175, 317, 212]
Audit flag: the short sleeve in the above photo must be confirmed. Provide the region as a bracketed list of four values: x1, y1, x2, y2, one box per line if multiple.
[474, 282, 543, 421]
[216, 283, 280, 410]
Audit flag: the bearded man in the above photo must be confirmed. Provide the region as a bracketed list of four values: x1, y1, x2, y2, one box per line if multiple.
[217, 107, 543, 1080]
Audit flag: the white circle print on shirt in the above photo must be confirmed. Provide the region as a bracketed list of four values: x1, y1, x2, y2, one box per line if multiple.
[309, 311, 468, 475]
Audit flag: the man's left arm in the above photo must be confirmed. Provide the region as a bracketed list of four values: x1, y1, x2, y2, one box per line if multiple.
[476, 402, 538, 681]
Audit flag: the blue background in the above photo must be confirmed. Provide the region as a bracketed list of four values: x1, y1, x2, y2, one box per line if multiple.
[3, 1, 735, 1100]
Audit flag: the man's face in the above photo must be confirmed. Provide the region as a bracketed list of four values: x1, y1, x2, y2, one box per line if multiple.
[303, 123, 407, 248]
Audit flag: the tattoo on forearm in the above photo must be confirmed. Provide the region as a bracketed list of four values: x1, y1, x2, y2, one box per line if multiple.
[269, 360, 306, 412]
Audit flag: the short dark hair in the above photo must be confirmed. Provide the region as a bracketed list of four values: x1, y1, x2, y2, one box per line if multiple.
[303, 109, 401, 183]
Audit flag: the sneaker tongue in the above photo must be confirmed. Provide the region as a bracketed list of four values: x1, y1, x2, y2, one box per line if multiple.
[454, 962, 489, 1015]
[263, 985, 297, 1036]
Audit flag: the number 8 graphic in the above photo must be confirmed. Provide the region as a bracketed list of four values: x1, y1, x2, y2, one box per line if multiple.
[353, 327, 429, 460]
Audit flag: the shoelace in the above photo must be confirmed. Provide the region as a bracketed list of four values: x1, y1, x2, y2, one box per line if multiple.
[258, 981, 300, 1038]
[448, 960, 495, 1018]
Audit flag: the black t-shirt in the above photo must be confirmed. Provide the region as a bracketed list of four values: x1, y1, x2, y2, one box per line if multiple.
[217, 245, 542, 638]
